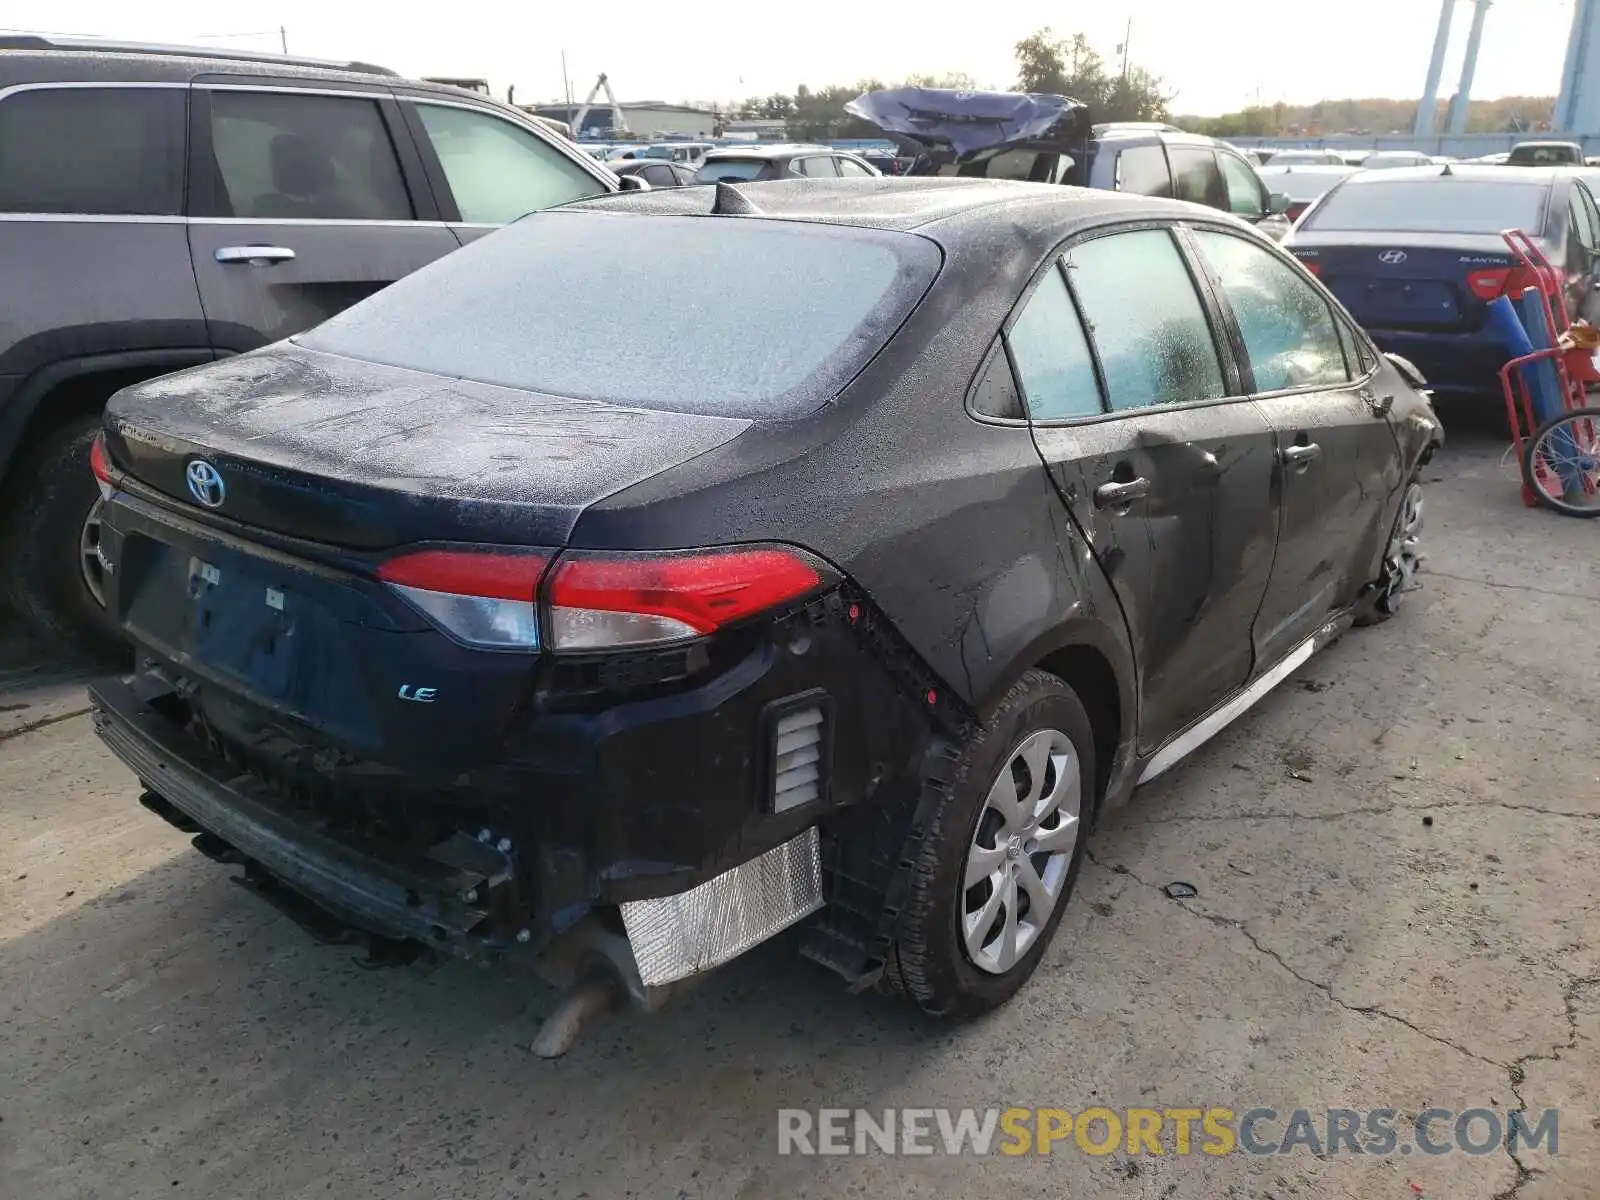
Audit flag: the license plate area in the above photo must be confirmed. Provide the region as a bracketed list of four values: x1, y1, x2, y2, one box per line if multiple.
[120, 534, 381, 744]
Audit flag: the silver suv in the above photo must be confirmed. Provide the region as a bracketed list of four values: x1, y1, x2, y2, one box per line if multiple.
[0, 36, 626, 653]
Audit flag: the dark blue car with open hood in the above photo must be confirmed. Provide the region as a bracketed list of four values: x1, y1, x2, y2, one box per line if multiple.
[848, 87, 1291, 240]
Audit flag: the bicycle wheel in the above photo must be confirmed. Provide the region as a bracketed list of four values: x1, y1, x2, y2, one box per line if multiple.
[1521, 406, 1600, 517]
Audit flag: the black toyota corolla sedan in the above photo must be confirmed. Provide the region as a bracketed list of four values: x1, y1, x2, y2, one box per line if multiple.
[87, 178, 1440, 1028]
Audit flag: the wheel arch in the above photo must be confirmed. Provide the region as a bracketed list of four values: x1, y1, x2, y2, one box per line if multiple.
[0, 348, 214, 485]
[975, 618, 1137, 820]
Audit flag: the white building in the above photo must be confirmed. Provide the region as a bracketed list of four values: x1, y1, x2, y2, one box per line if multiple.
[530, 101, 719, 139]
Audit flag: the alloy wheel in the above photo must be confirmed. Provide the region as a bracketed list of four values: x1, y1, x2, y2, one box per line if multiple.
[1377, 481, 1424, 614]
[960, 728, 1082, 975]
[78, 497, 107, 609]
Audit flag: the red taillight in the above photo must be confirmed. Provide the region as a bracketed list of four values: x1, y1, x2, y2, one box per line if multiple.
[1466, 267, 1515, 301]
[89, 432, 113, 497]
[1297, 259, 1323, 277]
[378, 549, 548, 599]
[378, 548, 549, 649]
[1287, 202, 1310, 223]
[545, 545, 833, 651]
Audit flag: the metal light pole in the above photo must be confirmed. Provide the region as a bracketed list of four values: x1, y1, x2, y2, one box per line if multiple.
[1447, 0, 1493, 134]
[1557, 0, 1599, 132]
[1414, 0, 1456, 136]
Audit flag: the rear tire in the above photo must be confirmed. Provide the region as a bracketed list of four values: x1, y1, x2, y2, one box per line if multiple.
[888, 669, 1095, 1018]
[1, 416, 126, 662]
[1355, 473, 1424, 626]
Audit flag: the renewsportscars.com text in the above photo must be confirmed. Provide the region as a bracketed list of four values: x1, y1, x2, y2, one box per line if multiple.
[777, 1107, 1560, 1158]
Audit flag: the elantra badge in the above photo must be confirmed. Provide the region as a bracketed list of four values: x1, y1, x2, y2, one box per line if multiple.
[186, 460, 226, 508]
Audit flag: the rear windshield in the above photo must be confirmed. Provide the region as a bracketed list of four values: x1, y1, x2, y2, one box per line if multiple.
[1509, 145, 1580, 165]
[1304, 179, 1548, 234]
[297, 211, 940, 418]
[695, 158, 767, 182]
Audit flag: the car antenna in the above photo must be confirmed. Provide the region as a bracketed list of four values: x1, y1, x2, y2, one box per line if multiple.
[711, 182, 762, 216]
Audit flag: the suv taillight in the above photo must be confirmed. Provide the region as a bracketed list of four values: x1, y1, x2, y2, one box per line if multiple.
[376, 543, 835, 652]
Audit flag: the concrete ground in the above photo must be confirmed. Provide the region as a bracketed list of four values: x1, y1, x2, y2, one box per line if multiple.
[1, 426, 1595, 1200]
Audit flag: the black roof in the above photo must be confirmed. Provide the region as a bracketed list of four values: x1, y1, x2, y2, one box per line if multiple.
[568, 176, 1208, 236]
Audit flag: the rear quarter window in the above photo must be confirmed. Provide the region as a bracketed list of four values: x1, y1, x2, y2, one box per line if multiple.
[298, 212, 941, 419]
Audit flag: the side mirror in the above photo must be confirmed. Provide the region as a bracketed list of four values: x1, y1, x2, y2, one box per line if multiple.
[1269, 191, 1291, 215]
[617, 174, 651, 192]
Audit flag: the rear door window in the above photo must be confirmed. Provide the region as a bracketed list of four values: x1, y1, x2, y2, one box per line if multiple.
[1065, 229, 1225, 410]
[796, 156, 839, 178]
[837, 156, 874, 177]
[1218, 152, 1268, 217]
[1004, 265, 1103, 421]
[208, 90, 412, 220]
[414, 103, 604, 224]
[1116, 145, 1172, 197]
[697, 158, 766, 182]
[1192, 230, 1350, 392]
[1169, 147, 1225, 209]
[0, 87, 185, 215]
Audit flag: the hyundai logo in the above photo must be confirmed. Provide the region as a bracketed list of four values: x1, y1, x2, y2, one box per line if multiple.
[1378, 249, 1408, 265]
[186, 459, 226, 508]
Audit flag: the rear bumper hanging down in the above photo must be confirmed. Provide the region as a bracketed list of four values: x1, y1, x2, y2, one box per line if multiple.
[89, 674, 823, 1028]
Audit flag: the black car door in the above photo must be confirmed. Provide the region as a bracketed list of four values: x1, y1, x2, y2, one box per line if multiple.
[1015, 226, 1281, 753]
[186, 81, 460, 352]
[1186, 226, 1402, 669]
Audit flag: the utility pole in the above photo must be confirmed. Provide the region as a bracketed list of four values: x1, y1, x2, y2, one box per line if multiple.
[1119, 17, 1132, 82]
[279, 26, 288, 55]
[562, 50, 573, 114]
[1447, 0, 1492, 134]
[1414, 0, 1455, 136]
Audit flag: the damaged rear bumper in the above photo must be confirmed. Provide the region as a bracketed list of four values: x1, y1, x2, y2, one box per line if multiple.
[89, 674, 824, 992]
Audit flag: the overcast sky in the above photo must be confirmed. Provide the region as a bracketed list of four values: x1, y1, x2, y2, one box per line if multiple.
[1, 0, 1581, 115]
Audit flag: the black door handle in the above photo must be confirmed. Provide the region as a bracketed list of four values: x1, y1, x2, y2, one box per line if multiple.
[1093, 477, 1150, 508]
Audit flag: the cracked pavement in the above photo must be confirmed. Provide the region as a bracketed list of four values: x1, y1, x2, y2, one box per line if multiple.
[1, 428, 1595, 1199]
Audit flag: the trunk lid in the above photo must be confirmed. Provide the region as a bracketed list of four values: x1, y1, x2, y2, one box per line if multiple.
[104, 343, 752, 549]
[101, 343, 751, 774]
[1288, 232, 1538, 334]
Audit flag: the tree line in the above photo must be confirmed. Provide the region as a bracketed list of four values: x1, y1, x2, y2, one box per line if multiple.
[729, 28, 1553, 143]
[1178, 96, 1557, 138]
[732, 27, 1171, 140]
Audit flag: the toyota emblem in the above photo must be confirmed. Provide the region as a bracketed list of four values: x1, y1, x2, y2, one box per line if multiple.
[186, 459, 226, 508]
[1378, 249, 1408, 265]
